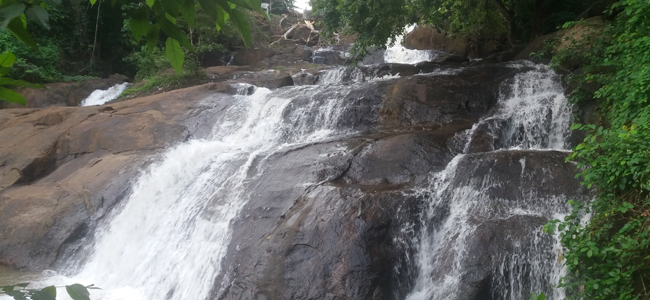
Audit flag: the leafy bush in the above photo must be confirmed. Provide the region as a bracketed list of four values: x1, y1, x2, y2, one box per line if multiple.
[544, 1, 650, 299]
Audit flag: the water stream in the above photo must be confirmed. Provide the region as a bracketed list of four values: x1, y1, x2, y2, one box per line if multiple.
[406, 63, 572, 300]
[80, 83, 130, 107]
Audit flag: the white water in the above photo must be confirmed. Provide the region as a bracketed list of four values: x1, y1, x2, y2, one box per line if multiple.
[405, 62, 572, 300]
[58, 70, 366, 300]
[80, 83, 130, 106]
[384, 25, 441, 65]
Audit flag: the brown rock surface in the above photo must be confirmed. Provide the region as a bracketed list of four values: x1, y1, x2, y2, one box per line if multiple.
[0, 84, 233, 269]
[0, 77, 129, 109]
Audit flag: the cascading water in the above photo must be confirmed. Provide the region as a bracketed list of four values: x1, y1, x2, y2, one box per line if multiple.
[405, 63, 573, 300]
[0, 57, 579, 300]
[63, 71, 374, 300]
[384, 25, 441, 65]
[80, 83, 130, 106]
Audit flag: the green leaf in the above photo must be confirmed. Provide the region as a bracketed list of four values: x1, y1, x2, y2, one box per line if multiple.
[40, 286, 56, 298]
[129, 8, 149, 43]
[178, 0, 195, 28]
[42, 0, 62, 5]
[89, 0, 97, 6]
[145, 0, 154, 8]
[156, 15, 193, 51]
[0, 3, 25, 30]
[30, 288, 56, 300]
[165, 37, 184, 74]
[0, 51, 16, 67]
[538, 293, 546, 300]
[65, 284, 90, 300]
[0, 86, 26, 105]
[160, 0, 178, 16]
[230, 8, 251, 47]
[7, 17, 38, 49]
[24, 5, 49, 29]
[6, 290, 28, 300]
[145, 24, 159, 53]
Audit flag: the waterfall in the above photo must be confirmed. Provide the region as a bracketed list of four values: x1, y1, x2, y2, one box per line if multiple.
[384, 25, 441, 65]
[80, 83, 130, 107]
[0, 61, 577, 300]
[67, 72, 372, 300]
[405, 63, 572, 300]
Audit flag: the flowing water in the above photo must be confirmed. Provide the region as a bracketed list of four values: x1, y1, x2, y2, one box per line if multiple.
[384, 25, 441, 65]
[80, 83, 130, 107]
[405, 63, 573, 300]
[2, 59, 575, 300]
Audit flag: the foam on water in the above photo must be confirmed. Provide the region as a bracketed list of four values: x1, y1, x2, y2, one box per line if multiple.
[80, 83, 130, 106]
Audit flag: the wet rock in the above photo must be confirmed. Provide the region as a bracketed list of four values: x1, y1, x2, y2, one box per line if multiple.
[311, 48, 349, 65]
[342, 132, 455, 185]
[0, 85, 236, 269]
[291, 71, 319, 86]
[431, 151, 589, 300]
[210, 139, 424, 300]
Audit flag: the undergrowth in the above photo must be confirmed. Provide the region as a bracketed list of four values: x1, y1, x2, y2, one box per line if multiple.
[543, 1, 650, 299]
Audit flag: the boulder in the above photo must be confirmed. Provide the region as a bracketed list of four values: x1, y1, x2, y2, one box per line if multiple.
[0, 77, 129, 109]
[404, 26, 503, 58]
[291, 71, 319, 86]
[0, 84, 237, 269]
[231, 48, 277, 66]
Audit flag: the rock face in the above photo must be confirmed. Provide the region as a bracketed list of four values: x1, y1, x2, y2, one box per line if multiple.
[0, 85, 236, 269]
[404, 26, 503, 58]
[0, 76, 129, 109]
[0, 61, 584, 300]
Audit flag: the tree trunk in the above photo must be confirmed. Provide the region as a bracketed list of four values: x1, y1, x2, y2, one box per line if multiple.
[489, 0, 516, 47]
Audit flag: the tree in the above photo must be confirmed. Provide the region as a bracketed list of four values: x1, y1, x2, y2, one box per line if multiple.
[310, 0, 597, 59]
[0, 0, 267, 104]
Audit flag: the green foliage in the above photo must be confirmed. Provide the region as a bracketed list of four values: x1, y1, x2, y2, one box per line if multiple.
[311, 0, 597, 60]
[544, 1, 650, 299]
[529, 292, 546, 300]
[0, 282, 98, 300]
[0, 51, 43, 104]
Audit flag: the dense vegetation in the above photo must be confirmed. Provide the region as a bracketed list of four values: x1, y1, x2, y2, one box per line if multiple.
[310, 0, 599, 58]
[543, 0, 650, 299]
[0, 0, 295, 104]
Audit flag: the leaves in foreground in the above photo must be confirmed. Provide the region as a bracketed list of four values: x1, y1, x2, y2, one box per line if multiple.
[0, 283, 98, 300]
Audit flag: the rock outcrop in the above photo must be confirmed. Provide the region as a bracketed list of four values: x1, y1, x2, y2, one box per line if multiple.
[0, 85, 236, 269]
[0, 76, 129, 109]
[0, 61, 584, 300]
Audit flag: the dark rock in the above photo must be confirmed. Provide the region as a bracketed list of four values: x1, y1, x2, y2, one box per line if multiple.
[108, 73, 130, 82]
[232, 48, 277, 66]
[311, 48, 349, 65]
[359, 48, 386, 65]
[291, 71, 319, 86]
[404, 25, 502, 58]
[432, 53, 470, 64]
[226, 83, 256, 95]
[433, 151, 588, 300]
